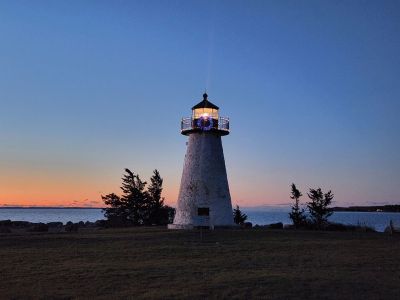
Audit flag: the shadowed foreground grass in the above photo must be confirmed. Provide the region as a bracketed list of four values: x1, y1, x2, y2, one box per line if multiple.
[0, 227, 399, 299]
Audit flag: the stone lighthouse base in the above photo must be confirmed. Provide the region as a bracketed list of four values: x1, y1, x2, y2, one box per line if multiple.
[167, 224, 194, 230]
[167, 223, 238, 230]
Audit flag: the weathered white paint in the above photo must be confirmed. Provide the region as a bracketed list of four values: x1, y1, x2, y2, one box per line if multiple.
[169, 132, 234, 229]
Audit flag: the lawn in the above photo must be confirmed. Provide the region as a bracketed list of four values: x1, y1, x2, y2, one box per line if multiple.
[0, 227, 399, 299]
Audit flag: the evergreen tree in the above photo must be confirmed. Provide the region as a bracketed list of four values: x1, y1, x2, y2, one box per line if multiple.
[102, 168, 175, 226]
[102, 193, 129, 226]
[120, 168, 147, 225]
[146, 169, 165, 225]
[307, 188, 334, 229]
[288, 183, 306, 228]
[233, 205, 248, 225]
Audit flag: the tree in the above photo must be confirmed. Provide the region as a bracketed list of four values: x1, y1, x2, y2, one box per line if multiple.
[288, 183, 306, 228]
[146, 169, 174, 225]
[307, 188, 334, 229]
[102, 169, 147, 226]
[233, 205, 248, 225]
[146, 169, 164, 224]
[121, 168, 148, 225]
[102, 168, 175, 226]
[157, 205, 176, 225]
[102, 193, 129, 226]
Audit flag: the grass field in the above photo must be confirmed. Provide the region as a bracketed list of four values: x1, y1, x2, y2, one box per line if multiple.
[0, 227, 399, 299]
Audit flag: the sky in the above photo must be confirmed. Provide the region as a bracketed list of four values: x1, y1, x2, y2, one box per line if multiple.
[0, 0, 399, 208]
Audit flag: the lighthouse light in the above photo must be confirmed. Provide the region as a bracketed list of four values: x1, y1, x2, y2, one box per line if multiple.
[193, 108, 218, 119]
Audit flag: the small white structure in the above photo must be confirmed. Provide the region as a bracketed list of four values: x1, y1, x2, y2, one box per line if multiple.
[169, 93, 234, 229]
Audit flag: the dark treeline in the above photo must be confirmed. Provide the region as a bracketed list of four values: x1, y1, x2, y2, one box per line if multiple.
[102, 169, 175, 227]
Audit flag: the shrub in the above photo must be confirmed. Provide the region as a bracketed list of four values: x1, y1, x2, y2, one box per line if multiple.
[30, 223, 49, 232]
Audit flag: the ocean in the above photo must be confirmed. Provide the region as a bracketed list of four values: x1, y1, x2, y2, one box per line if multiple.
[0, 207, 399, 232]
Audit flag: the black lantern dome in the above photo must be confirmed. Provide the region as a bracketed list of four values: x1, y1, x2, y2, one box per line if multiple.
[192, 93, 219, 110]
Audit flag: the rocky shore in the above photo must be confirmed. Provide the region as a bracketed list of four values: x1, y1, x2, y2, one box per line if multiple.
[0, 219, 106, 233]
[0, 219, 382, 234]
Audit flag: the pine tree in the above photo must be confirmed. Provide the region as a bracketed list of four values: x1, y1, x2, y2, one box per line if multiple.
[102, 169, 147, 226]
[120, 168, 147, 225]
[146, 169, 164, 225]
[102, 168, 175, 226]
[102, 193, 128, 226]
[233, 205, 248, 225]
[307, 188, 334, 229]
[288, 183, 306, 228]
[146, 169, 176, 225]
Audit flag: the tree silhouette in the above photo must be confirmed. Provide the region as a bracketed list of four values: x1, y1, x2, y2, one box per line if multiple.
[288, 183, 306, 228]
[307, 188, 334, 229]
[102, 193, 128, 226]
[102, 168, 175, 226]
[233, 205, 248, 225]
[120, 168, 148, 225]
[146, 169, 175, 225]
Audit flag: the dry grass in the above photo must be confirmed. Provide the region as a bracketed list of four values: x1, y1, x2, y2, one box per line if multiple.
[0, 227, 399, 299]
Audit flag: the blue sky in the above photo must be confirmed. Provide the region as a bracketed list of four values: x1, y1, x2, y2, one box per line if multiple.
[0, 0, 399, 207]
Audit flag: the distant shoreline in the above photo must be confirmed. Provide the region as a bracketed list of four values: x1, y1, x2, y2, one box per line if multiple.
[1, 205, 399, 212]
[332, 205, 400, 213]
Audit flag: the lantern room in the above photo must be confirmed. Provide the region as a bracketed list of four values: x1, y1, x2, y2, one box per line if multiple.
[192, 93, 219, 120]
[180, 93, 229, 136]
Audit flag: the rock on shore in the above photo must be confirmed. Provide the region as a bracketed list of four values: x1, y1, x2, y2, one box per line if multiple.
[0, 220, 101, 233]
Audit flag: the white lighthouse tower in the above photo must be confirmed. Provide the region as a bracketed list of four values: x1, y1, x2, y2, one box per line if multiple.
[169, 93, 234, 229]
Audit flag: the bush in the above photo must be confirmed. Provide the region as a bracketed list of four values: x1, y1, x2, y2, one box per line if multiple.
[30, 223, 49, 232]
[268, 222, 283, 229]
[47, 222, 63, 228]
[0, 220, 12, 227]
[242, 222, 253, 228]
[233, 206, 248, 225]
[95, 220, 108, 228]
[65, 222, 79, 232]
[105, 215, 132, 228]
[11, 221, 32, 228]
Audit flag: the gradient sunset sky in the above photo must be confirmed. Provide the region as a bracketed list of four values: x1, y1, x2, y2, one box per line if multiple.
[1, 0, 399, 207]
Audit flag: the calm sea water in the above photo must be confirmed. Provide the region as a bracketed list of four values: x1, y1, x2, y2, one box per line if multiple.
[0, 208, 104, 224]
[245, 208, 400, 232]
[0, 207, 399, 232]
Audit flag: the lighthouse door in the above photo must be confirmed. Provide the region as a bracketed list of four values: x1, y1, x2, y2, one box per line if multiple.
[197, 207, 210, 227]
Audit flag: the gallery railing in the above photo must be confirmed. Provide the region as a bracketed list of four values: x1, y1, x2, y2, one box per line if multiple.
[181, 116, 230, 133]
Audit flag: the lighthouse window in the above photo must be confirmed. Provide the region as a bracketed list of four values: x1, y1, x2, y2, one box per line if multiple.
[197, 207, 210, 216]
[193, 108, 218, 119]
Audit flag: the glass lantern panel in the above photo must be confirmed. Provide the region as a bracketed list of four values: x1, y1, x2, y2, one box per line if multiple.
[193, 108, 219, 119]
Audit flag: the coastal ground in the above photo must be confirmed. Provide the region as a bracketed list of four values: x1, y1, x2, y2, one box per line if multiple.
[0, 227, 399, 299]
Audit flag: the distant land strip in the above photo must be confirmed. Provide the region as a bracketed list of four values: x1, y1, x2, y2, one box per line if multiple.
[332, 205, 400, 213]
[1, 205, 399, 212]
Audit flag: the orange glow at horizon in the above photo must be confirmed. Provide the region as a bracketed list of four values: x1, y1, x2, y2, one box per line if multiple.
[0, 162, 292, 208]
[0, 181, 285, 208]
[0, 168, 181, 207]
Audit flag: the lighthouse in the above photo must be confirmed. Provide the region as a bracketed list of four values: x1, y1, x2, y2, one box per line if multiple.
[168, 93, 234, 229]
